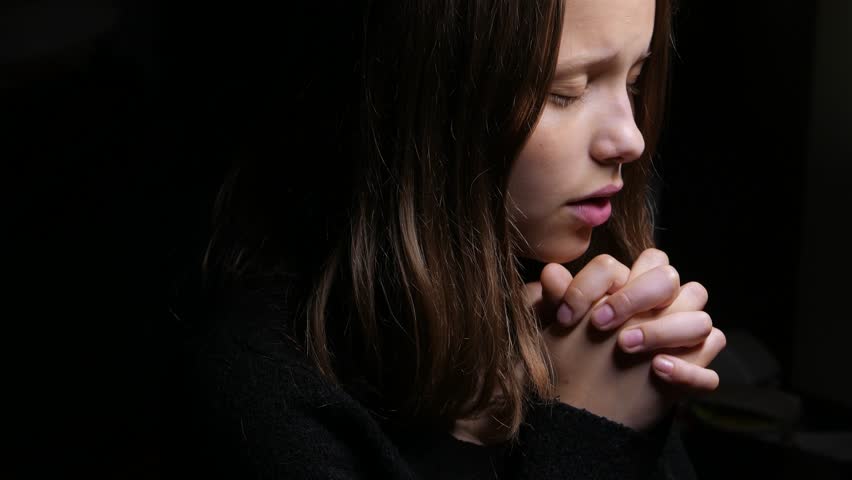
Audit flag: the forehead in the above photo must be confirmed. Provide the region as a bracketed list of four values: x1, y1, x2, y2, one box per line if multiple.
[558, 0, 656, 62]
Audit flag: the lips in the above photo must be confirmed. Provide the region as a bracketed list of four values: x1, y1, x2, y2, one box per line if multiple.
[567, 196, 612, 226]
[569, 184, 623, 203]
[566, 183, 621, 226]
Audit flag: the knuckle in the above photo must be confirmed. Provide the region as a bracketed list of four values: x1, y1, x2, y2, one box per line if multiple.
[641, 248, 669, 265]
[715, 328, 727, 350]
[698, 312, 713, 335]
[610, 289, 634, 314]
[685, 281, 709, 304]
[593, 254, 618, 270]
[563, 285, 587, 306]
[541, 263, 567, 284]
[705, 327, 727, 354]
[659, 265, 680, 290]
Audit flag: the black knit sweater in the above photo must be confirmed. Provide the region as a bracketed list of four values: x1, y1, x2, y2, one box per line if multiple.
[164, 284, 698, 479]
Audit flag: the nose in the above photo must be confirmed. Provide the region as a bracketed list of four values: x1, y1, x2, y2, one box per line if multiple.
[589, 95, 646, 165]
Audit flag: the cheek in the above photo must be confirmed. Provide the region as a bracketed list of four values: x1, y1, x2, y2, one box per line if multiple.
[507, 110, 595, 263]
[509, 112, 585, 217]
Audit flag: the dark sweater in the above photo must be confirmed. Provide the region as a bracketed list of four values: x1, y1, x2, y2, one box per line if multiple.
[165, 284, 698, 479]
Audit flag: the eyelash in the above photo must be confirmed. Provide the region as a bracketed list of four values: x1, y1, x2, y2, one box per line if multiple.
[627, 80, 641, 96]
[549, 93, 579, 108]
[549, 78, 643, 109]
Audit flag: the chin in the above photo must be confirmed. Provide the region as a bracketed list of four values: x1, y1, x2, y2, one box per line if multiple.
[525, 227, 592, 265]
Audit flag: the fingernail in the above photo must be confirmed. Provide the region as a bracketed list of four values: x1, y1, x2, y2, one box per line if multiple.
[557, 303, 574, 326]
[591, 304, 615, 328]
[654, 356, 674, 375]
[621, 328, 644, 349]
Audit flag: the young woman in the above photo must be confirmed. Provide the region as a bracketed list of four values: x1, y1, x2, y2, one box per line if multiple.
[177, 0, 726, 478]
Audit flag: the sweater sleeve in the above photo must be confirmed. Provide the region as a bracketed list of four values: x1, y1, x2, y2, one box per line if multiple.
[506, 399, 692, 480]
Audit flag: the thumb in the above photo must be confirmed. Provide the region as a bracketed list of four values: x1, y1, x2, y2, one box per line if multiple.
[540, 263, 573, 308]
[525, 263, 573, 328]
[524, 280, 544, 310]
[524, 280, 552, 330]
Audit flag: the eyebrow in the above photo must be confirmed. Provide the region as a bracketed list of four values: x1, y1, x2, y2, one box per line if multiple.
[556, 49, 652, 75]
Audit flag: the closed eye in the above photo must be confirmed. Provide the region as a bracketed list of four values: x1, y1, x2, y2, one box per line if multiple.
[549, 92, 581, 108]
[627, 60, 648, 96]
[627, 82, 641, 96]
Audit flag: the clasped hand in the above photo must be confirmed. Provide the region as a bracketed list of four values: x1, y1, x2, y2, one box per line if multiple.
[527, 248, 726, 431]
[452, 248, 726, 444]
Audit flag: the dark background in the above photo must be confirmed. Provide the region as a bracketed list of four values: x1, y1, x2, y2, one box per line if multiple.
[655, 1, 851, 477]
[6, 0, 850, 477]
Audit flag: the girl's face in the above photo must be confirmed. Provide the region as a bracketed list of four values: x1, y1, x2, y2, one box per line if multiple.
[508, 0, 655, 264]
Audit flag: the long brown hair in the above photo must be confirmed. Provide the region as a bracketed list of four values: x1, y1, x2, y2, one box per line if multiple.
[206, 0, 673, 441]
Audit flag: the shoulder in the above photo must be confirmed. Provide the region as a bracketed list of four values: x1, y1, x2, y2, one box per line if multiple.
[168, 282, 413, 478]
[189, 282, 307, 370]
[184, 281, 349, 411]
